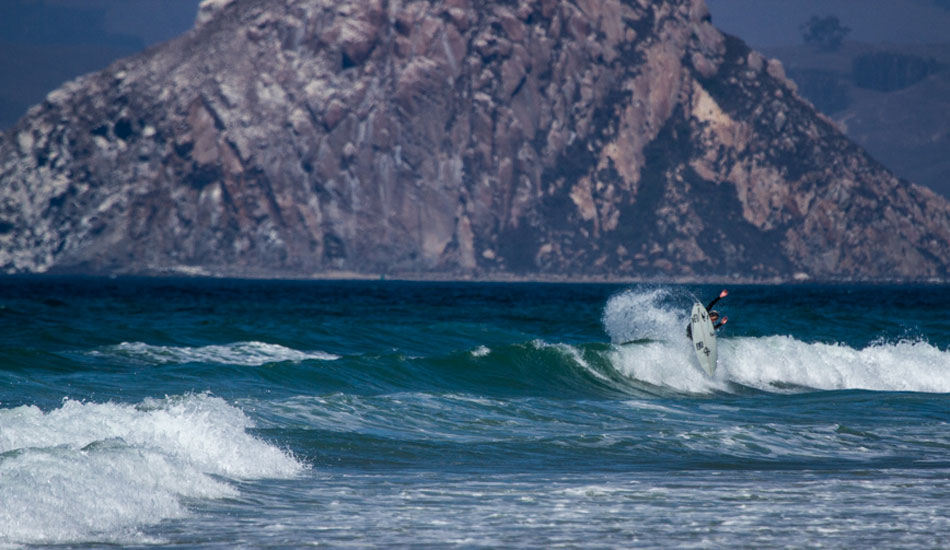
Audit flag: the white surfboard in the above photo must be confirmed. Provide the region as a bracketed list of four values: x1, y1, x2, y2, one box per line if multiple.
[689, 302, 717, 376]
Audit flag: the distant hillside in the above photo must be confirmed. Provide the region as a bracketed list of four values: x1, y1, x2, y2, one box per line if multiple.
[2, 0, 950, 282]
[763, 42, 950, 198]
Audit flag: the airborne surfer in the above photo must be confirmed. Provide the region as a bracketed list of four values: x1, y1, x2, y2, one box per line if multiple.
[686, 289, 728, 339]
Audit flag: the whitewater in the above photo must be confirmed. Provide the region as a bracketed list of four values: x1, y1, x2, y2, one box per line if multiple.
[602, 287, 950, 394]
[1, 278, 949, 548]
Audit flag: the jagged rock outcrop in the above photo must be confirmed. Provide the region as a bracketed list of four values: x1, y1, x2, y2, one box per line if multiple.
[1, 0, 949, 281]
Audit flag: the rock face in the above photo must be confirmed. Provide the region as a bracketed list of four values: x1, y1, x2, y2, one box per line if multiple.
[1, 0, 950, 281]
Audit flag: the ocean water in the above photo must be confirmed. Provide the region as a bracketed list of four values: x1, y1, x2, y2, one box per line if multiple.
[1, 277, 949, 549]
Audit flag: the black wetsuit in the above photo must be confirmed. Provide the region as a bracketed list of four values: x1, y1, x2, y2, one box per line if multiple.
[686, 294, 726, 339]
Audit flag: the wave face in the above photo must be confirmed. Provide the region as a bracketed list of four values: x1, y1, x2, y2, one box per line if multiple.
[2, 278, 950, 548]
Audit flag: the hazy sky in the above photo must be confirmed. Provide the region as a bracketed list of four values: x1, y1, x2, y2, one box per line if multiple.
[0, 0, 200, 129]
[2, 0, 949, 129]
[707, 0, 950, 47]
[0, 0, 200, 47]
[2, 0, 946, 49]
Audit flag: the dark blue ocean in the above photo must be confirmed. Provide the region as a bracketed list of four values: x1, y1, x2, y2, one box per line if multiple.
[1, 277, 949, 549]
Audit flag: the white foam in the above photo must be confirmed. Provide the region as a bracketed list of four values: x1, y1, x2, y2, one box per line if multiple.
[601, 287, 726, 393]
[0, 394, 303, 546]
[600, 286, 950, 395]
[602, 287, 686, 344]
[606, 335, 950, 395]
[92, 341, 340, 366]
[724, 336, 950, 393]
[608, 340, 726, 394]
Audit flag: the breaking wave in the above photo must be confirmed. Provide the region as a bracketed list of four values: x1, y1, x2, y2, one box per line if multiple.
[0, 394, 303, 546]
[601, 287, 950, 395]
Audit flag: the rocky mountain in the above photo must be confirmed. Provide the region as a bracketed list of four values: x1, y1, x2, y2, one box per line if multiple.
[2, 0, 950, 281]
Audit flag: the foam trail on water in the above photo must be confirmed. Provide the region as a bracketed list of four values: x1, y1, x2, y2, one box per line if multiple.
[0, 394, 303, 546]
[91, 341, 340, 366]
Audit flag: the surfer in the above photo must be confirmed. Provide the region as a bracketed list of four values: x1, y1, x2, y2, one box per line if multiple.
[686, 289, 728, 339]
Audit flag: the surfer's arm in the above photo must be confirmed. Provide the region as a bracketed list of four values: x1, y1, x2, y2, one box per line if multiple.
[705, 289, 728, 311]
[713, 317, 728, 330]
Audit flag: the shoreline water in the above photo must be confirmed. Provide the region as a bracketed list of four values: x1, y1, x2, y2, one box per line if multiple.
[9, 267, 950, 286]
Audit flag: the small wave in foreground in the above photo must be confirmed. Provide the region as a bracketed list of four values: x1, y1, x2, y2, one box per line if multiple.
[0, 394, 303, 546]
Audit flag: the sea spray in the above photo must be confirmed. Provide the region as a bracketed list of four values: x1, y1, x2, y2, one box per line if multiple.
[600, 286, 727, 393]
[601, 287, 690, 344]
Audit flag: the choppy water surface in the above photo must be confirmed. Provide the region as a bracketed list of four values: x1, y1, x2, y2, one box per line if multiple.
[1, 278, 949, 548]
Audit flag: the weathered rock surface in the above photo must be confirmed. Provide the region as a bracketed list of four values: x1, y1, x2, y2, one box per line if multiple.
[1, 0, 949, 281]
